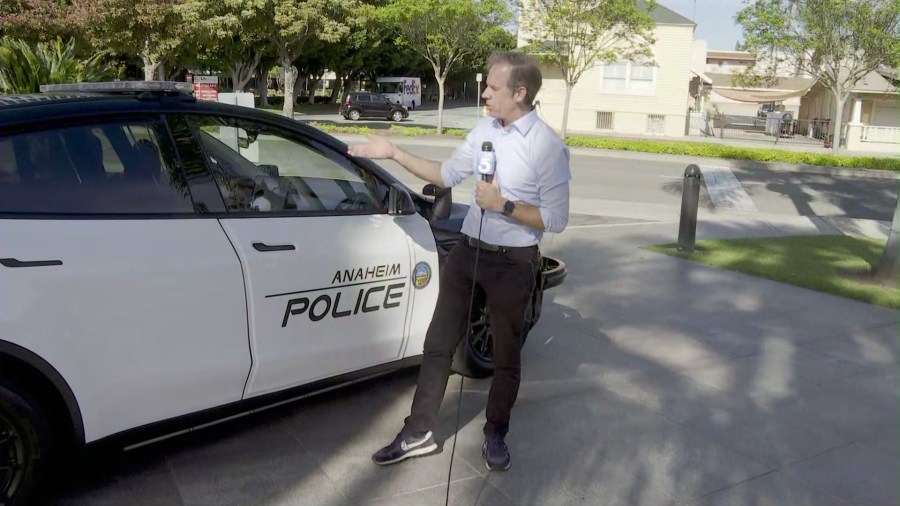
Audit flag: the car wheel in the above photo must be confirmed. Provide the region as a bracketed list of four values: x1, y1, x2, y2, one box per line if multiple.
[392, 111, 404, 122]
[451, 287, 538, 378]
[348, 110, 361, 121]
[0, 383, 52, 506]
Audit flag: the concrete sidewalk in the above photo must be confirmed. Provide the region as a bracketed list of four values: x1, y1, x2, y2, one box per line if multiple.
[50, 205, 899, 505]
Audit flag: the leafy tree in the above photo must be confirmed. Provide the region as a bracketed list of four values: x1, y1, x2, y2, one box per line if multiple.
[0, 37, 115, 93]
[263, 0, 357, 117]
[0, 0, 80, 42]
[381, 0, 511, 133]
[519, 0, 656, 138]
[447, 25, 517, 96]
[736, 0, 900, 154]
[77, 0, 187, 81]
[177, 0, 273, 92]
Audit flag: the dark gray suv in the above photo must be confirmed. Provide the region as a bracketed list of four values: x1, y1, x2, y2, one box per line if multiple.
[339, 92, 409, 122]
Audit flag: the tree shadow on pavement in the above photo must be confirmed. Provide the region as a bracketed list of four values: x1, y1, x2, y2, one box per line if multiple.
[48, 226, 900, 506]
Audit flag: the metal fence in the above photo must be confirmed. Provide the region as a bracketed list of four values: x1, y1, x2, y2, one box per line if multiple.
[690, 113, 831, 147]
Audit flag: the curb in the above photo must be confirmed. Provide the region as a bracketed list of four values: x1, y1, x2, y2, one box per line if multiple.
[332, 133, 900, 180]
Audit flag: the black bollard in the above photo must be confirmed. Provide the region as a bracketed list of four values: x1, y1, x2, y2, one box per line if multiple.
[677, 164, 702, 252]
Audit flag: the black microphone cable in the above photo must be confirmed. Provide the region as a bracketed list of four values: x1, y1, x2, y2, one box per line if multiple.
[445, 184, 492, 506]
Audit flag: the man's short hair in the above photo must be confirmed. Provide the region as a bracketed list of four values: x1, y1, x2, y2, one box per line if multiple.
[487, 51, 542, 106]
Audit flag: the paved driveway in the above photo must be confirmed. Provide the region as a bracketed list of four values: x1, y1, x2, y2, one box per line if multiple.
[50, 207, 899, 505]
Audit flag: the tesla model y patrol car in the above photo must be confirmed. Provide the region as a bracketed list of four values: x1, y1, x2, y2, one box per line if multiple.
[0, 81, 566, 504]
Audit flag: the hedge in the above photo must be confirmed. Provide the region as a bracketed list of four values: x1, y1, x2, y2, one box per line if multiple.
[303, 122, 900, 172]
[564, 136, 900, 172]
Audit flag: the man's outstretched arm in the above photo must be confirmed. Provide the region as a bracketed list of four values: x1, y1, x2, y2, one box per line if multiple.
[348, 135, 445, 187]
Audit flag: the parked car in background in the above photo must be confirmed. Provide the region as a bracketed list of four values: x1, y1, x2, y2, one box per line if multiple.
[339, 92, 409, 122]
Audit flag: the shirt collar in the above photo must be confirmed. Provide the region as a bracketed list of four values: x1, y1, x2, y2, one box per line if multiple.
[492, 109, 538, 136]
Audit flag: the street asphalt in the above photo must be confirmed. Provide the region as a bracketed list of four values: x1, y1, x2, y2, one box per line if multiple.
[47, 107, 900, 506]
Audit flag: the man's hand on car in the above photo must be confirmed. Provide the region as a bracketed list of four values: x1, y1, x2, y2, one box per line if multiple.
[348, 134, 396, 160]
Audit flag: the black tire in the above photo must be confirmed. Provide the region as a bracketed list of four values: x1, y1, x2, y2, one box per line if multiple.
[348, 110, 361, 121]
[0, 383, 53, 506]
[451, 286, 539, 378]
[392, 111, 404, 122]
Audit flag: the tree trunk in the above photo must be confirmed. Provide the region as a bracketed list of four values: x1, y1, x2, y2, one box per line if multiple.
[157, 63, 166, 81]
[308, 76, 321, 104]
[830, 87, 848, 154]
[875, 187, 900, 281]
[342, 73, 353, 100]
[436, 76, 445, 134]
[329, 75, 342, 104]
[257, 67, 269, 107]
[141, 56, 160, 82]
[281, 52, 297, 118]
[561, 82, 574, 139]
[293, 75, 302, 108]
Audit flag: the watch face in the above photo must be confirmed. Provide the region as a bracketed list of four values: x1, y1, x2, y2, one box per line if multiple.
[503, 200, 515, 215]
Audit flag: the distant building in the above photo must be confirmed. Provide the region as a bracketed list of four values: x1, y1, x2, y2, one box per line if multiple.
[518, 2, 696, 137]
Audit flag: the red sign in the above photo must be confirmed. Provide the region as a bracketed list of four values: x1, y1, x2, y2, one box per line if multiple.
[193, 76, 219, 101]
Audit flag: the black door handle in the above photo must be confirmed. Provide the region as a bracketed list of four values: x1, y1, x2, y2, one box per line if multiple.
[0, 258, 63, 268]
[252, 242, 295, 252]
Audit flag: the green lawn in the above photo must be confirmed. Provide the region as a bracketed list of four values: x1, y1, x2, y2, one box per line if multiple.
[648, 235, 899, 309]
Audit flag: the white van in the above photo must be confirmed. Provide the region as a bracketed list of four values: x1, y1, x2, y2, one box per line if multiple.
[375, 77, 422, 109]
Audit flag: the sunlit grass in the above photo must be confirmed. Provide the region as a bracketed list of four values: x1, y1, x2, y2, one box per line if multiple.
[648, 235, 899, 309]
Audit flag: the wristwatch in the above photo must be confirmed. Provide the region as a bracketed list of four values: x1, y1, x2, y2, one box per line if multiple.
[502, 199, 516, 217]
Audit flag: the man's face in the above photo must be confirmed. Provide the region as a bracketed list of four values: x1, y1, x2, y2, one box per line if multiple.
[482, 63, 524, 122]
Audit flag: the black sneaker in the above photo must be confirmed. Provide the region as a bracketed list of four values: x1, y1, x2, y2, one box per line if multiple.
[482, 437, 511, 471]
[372, 431, 438, 465]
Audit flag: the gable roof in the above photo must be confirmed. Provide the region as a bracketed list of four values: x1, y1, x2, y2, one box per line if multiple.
[642, 1, 695, 26]
[853, 70, 897, 93]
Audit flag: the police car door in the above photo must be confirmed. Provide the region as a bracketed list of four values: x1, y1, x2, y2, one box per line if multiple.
[185, 114, 414, 397]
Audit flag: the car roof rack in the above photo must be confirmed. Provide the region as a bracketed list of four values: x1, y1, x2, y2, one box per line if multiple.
[39, 81, 195, 101]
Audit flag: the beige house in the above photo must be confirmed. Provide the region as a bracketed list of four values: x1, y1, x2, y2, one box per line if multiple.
[705, 50, 756, 75]
[519, 4, 696, 137]
[799, 70, 899, 153]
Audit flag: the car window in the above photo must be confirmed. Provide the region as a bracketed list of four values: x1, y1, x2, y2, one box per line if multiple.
[186, 115, 385, 215]
[0, 120, 193, 214]
[356, 95, 370, 103]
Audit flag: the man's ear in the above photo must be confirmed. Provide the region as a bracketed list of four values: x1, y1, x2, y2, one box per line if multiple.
[514, 87, 527, 103]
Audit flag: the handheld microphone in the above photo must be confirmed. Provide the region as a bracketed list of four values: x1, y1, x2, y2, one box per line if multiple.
[475, 141, 496, 183]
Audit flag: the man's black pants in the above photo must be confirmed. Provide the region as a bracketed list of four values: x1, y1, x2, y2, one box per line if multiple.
[403, 236, 539, 440]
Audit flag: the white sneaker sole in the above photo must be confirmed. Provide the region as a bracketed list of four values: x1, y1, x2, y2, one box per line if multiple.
[484, 459, 512, 471]
[373, 443, 438, 465]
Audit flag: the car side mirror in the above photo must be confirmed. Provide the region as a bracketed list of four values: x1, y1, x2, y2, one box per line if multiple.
[388, 183, 417, 216]
[422, 183, 451, 220]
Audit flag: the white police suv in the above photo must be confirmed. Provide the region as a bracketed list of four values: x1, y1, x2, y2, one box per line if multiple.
[0, 82, 566, 505]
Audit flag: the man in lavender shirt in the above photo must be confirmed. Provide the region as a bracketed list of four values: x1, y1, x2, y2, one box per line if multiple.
[349, 51, 570, 471]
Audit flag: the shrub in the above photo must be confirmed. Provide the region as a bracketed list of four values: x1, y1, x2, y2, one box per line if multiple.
[563, 136, 900, 172]
[0, 37, 115, 94]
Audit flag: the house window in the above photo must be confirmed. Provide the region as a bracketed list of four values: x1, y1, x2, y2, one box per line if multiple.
[596, 111, 615, 130]
[630, 64, 654, 94]
[602, 63, 628, 92]
[602, 62, 656, 95]
[646, 114, 666, 135]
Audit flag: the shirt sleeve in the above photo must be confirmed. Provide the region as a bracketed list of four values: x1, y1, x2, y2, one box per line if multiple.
[439, 126, 478, 188]
[535, 143, 571, 234]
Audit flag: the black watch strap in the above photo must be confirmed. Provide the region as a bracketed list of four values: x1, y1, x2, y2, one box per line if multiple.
[502, 200, 516, 217]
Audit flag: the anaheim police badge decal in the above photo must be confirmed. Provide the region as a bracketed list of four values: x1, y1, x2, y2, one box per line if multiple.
[413, 262, 432, 289]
